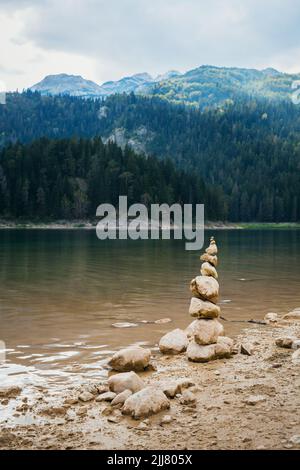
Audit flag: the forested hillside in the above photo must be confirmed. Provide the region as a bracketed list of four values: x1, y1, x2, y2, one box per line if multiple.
[0, 137, 222, 220]
[0, 91, 299, 221]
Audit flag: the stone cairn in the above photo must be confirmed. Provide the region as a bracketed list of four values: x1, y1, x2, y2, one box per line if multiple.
[159, 236, 234, 362]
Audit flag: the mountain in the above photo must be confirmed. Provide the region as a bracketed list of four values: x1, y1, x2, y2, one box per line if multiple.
[29, 65, 300, 107]
[30, 73, 103, 98]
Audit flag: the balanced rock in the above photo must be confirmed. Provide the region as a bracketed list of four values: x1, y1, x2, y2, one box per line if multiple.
[201, 262, 218, 279]
[187, 341, 216, 362]
[108, 346, 151, 372]
[193, 319, 224, 345]
[200, 253, 218, 267]
[108, 371, 145, 394]
[122, 386, 170, 419]
[159, 328, 188, 355]
[217, 336, 234, 351]
[189, 297, 220, 319]
[205, 240, 218, 256]
[214, 342, 232, 359]
[190, 276, 219, 304]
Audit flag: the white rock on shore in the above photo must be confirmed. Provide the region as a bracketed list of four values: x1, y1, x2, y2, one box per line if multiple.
[108, 346, 151, 372]
[122, 386, 170, 419]
[159, 328, 188, 355]
[108, 371, 145, 394]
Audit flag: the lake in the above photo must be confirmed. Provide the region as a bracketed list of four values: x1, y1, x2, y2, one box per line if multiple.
[0, 229, 300, 391]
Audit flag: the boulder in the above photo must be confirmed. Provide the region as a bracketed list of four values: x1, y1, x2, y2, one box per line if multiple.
[193, 319, 224, 345]
[187, 341, 216, 363]
[122, 386, 170, 419]
[190, 276, 219, 304]
[200, 262, 218, 279]
[200, 253, 218, 267]
[275, 337, 295, 349]
[264, 312, 279, 322]
[111, 389, 132, 406]
[108, 371, 145, 394]
[188, 297, 220, 319]
[159, 328, 188, 355]
[108, 346, 151, 372]
[282, 311, 300, 321]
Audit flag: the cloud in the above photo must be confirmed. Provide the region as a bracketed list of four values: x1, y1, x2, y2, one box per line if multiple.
[1, 0, 300, 90]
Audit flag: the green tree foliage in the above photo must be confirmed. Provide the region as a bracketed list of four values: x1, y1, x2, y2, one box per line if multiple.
[0, 91, 299, 221]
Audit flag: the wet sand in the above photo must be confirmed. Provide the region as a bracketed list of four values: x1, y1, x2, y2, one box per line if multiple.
[0, 320, 299, 451]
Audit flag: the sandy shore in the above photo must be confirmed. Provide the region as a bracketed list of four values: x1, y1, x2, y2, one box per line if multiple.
[0, 319, 299, 451]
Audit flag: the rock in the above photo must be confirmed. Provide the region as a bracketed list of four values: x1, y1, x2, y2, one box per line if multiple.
[292, 340, 300, 350]
[64, 397, 79, 405]
[275, 337, 295, 349]
[193, 319, 224, 345]
[200, 262, 218, 279]
[292, 349, 300, 362]
[112, 322, 138, 328]
[137, 422, 148, 430]
[96, 384, 109, 394]
[180, 390, 196, 405]
[264, 312, 279, 322]
[188, 297, 220, 319]
[111, 389, 132, 406]
[190, 276, 219, 304]
[108, 346, 151, 372]
[240, 343, 253, 356]
[159, 328, 188, 355]
[43, 406, 67, 417]
[217, 336, 234, 350]
[214, 342, 232, 359]
[187, 341, 216, 363]
[161, 379, 195, 398]
[108, 371, 145, 394]
[289, 435, 300, 445]
[95, 391, 116, 402]
[0, 386, 22, 398]
[200, 253, 218, 267]
[122, 387, 170, 420]
[154, 318, 172, 324]
[160, 415, 173, 425]
[282, 311, 300, 321]
[78, 391, 94, 402]
[205, 244, 218, 256]
[243, 395, 267, 406]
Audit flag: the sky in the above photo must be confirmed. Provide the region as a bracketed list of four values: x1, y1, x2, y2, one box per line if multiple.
[1, 0, 300, 91]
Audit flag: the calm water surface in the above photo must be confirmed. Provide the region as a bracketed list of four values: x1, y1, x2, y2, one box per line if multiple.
[0, 229, 299, 393]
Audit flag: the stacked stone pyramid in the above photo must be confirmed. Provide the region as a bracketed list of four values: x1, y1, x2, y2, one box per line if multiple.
[186, 236, 234, 362]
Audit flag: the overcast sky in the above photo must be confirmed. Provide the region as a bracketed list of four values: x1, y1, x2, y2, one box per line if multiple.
[1, 0, 300, 91]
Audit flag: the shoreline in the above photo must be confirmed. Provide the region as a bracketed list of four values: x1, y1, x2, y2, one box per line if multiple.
[0, 318, 299, 450]
[0, 220, 299, 230]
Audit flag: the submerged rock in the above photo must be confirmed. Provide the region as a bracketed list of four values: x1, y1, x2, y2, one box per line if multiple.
[122, 386, 170, 419]
[108, 346, 151, 372]
[154, 318, 172, 324]
[108, 371, 145, 394]
[200, 262, 218, 279]
[193, 319, 224, 345]
[112, 322, 139, 328]
[190, 276, 219, 304]
[188, 297, 220, 319]
[159, 328, 188, 355]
